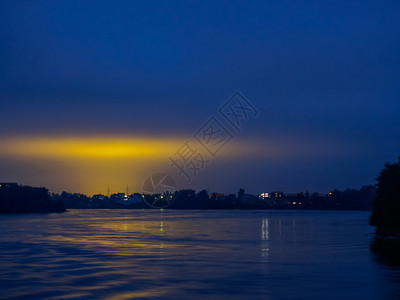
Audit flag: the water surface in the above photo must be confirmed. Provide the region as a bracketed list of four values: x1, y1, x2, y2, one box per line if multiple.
[0, 210, 399, 299]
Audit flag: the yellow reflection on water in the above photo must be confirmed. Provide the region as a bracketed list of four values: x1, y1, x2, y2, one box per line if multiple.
[108, 288, 169, 299]
[45, 219, 183, 256]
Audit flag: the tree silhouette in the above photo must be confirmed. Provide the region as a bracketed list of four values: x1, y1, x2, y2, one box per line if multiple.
[370, 157, 400, 229]
[0, 184, 65, 214]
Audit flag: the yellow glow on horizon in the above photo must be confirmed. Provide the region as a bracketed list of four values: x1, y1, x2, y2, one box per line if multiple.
[0, 137, 186, 159]
[0, 135, 257, 195]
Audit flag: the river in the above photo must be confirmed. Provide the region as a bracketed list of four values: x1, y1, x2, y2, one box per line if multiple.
[0, 210, 399, 299]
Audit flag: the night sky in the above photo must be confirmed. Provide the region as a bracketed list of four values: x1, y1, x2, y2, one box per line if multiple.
[0, 1, 399, 195]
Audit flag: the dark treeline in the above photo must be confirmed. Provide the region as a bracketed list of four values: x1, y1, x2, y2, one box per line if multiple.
[54, 192, 149, 209]
[0, 183, 65, 214]
[370, 157, 400, 232]
[286, 186, 376, 211]
[369, 157, 400, 267]
[0, 182, 376, 212]
[54, 185, 376, 211]
[168, 186, 375, 210]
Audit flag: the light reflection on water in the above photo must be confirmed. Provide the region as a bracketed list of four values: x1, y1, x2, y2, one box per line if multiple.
[0, 210, 399, 299]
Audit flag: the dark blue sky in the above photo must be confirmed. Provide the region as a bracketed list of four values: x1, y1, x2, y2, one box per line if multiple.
[0, 1, 399, 194]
